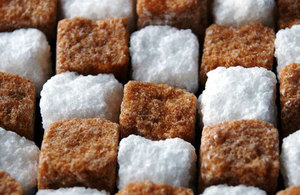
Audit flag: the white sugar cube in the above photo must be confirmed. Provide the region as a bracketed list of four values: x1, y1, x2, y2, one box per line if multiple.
[37, 187, 109, 195]
[280, 130, 300, 187]
[201, 185, 266, 195]
[0, 127, 40, 195]
[59, 0, 135, 31]
[0, 28, 52, 94]
[213, 0, 275, 27]
[130, 25, 199, 93]
[40, 72, 123, 129]
[198, 66, 277, 127]
[117, 135, 197, 190]
[275, 25, 300, 74]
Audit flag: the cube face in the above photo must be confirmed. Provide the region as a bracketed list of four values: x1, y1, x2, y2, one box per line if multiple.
[275, 25, 300, 73]
[0, 0, 57, 40]
[117, 135, 197, 189]
[116, 181, 193, 195]
[279, 63, 300, 137]
[130, 26, 199, 93]
[200, 120, 279, 193]
[277, 186, 300, 195]
[137, 0, 207, 37]
[37, 187, 109, 195]
[56, 17, 129, 83]
[200, 23, 275, 85]
[213, 0, 275, 27]
[199, 66, 277, 127]
[280, 130, 300, 187]
[0, 28, 52, 93]
[40, 72, 123, 129]
[0, 127, 40, 195]
[278, 0, 300, 30]
[0, 169, 23, 195]
[60, 0, 136, 32]
[120, 81, 197, 143]
[202, 185, 266, 195]
[0, 72, 35, 140]
[38, 118, 119, 193]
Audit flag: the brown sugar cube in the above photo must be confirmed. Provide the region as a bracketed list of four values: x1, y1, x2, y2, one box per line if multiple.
[137, 0, 207, 38]
[116, 181, 193, 195]
[199, 120, 279, 194]
[0, 72, 35, 140]
[278, 0, 300, 29]
[277, 186, 300, 195]
[56, 17, 129, 83]
[119, 81, 197, 143]
[0, 169, 23, 195]
[38, 118, 119, 193]
[200, 23, 275, 85]
[0, 0, 57, 41]
[279, 63, 300, 137]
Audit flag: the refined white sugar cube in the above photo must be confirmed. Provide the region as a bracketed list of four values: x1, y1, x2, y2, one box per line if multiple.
[59, 0, 135, 31]
[213, 0, 275, 27]
[37, 187, 109, 195]
[40, 72, 123, 129]
[117, 135, 197, 190]
[0, 28, 52, 94]
[130, 25, 199, 93]
[275, 25, 300, 74]
[201, 185, 266, 195]
[198, 66, 277, 127]
[280, 130, 300, 187]
[0, 127, 40, 195]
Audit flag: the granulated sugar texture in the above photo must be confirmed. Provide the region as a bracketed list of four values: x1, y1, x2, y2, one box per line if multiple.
[280, 130, 300, 187]
[117, 135, 197, 190]
[130, 25, 199, 93]
[60, 0, 135, 31]
[40, 72, 123, 129]
[275, 25, 300, 73]
[213, 0, 275, 27]
[0, 28, 52, 94]
[199, 66, 277, 127]
[0, 127, 40, 195]
[37, 187, 109, 195]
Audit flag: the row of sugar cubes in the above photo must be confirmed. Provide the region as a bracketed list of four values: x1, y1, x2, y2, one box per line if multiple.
[0, 0, 299, 194]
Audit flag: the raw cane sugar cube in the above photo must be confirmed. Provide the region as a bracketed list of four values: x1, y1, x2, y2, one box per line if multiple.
[117, 135, 197, 189]
[56, 17, 129, 83]
[278, 0, 300, 30]
[212, 0, 275, 27]
[0, 0, 57, 40]
[0, 72, 35, 140]
[120, 81, 197, 143]
[0, 28, 52, 94]
[277, 186, 300, 195]
[198, 66, 277, 127]
[201, 185, 266, 195]
[280, 130, 300, 187]
[40, 72, 123, 129]
[279, 63, 300, 137]
[137, 0, 207, 37]
[130, 26, 199, 93]
[0, 127, 40, 195]
[59, 0, 135, 32]
[275, 25, 300, 73]
[0, 169, 23, 195]
[37, 187, 109, 195]
[199, 120, 279, 193]
[200, 23, 275, 85]
[116, 181, 193, 195]
[38, 118, 119, 193]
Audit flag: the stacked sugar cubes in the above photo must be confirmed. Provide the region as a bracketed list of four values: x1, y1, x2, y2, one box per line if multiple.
[0, 0, 300, 194]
